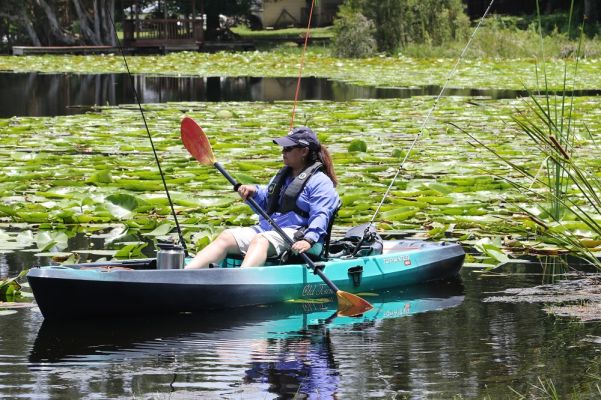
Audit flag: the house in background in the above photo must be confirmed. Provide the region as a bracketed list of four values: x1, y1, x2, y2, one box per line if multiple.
[251, 0, 343, 29]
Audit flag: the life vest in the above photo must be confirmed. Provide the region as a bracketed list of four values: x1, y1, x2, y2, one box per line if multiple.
[266, 161, 324, 218]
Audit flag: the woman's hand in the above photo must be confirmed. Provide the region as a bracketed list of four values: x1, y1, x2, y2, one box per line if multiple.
[237, 184, 257, 200]
[291, 240, 312, 254]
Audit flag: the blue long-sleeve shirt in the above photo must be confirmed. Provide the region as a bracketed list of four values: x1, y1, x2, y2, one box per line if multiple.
[249, 171, 340, 244]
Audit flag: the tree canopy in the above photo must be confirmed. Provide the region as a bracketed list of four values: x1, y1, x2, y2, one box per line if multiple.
[0, 0, 253, 47]
[339, 0, 470, 55]
[0, 0, 116, 47]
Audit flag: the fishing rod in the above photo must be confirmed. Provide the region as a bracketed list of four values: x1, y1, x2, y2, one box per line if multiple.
[107, 8, 188, 256]
[290, 0, 316, 129]
[351, 0, 496, 256]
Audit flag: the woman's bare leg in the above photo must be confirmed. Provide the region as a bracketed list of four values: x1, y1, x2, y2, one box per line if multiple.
[185, 230, 239, 269]
[240, 236, 272, 268]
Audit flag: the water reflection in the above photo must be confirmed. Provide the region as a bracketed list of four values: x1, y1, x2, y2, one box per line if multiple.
[0, 253, 8, 279]
[5, 72, 599, 118]
[243, 330, 339, 399]
[30, 281, 464, 361]
[27, 281, 463, 398]
[2, 268, 601, 398]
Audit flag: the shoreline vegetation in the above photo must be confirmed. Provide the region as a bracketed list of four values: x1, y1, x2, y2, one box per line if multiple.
[0, 13, 600, 89]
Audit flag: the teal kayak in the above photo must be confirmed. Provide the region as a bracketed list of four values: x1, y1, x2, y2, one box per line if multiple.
[27, 239, 464, 320]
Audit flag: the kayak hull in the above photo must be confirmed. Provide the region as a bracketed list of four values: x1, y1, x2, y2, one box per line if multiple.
[27, 239, 465, 320]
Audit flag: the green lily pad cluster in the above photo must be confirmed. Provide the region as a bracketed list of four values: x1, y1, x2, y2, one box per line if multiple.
[1, 50, 600, 90]
[1, 95, 599, 262]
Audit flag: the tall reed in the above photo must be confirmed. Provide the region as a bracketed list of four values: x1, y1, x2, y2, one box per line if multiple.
[459, 0, 601, 268]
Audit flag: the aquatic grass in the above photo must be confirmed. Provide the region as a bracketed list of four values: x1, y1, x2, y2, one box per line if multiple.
[459, 0, 601, 268]
[509, 377, 561, 400]
[456, 123, 601, 267]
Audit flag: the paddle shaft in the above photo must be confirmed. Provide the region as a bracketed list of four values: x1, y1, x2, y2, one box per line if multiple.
[213, 162, 341, 293]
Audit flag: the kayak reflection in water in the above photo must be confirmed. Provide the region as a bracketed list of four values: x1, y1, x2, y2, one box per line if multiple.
[185, 127, 340, 269]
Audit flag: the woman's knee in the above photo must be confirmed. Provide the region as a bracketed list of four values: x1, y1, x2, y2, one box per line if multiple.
[215, 230, 239, 251]
[249, 235, 270, 250]
[249, 235, 279, 258]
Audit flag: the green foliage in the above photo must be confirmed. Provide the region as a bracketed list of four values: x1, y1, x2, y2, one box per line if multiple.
[3, 92, 601, 253]
[493, 13, 601, 39]
[142, 222, 174, 237]
[348, 139, 367, 152]
[331, 5, 377, 58]
[0, 270, 28, 302]
[35, 231, 70, 252]
[342, 0, 470, 54]
[232, 26, 333, 40]
[114, 242, 148, 259]
[87, 170, 113, 185]
[105, 193, 147, 219]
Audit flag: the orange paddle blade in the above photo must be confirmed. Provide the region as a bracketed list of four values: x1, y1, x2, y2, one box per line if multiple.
[336, 290, 373, 317]
[181, 117, 216, 165]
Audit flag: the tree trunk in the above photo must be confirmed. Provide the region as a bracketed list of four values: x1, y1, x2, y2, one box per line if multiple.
[99, 0, 116, 46]
[35, 0, 77, 45]
[72, 0, 101, 45]
[205, 11, 219, 40]
[0, 10, 42, 46]
[106, 0, 116, 45]
[19, 8, 42, 46]
[93, 0, 101, 41]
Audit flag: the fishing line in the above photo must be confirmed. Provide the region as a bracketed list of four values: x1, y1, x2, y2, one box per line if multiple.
[290, 0, 316, 129]
[107, 8, 188, 255]
[352, 0, 496, 256]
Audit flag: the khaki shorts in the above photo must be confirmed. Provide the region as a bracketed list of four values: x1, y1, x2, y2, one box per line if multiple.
[226, 227, 322, 257]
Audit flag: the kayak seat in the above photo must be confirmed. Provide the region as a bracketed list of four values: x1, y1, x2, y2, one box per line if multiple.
[328, 223, 384, 258]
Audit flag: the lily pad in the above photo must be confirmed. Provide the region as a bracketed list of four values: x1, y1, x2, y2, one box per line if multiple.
[105, 193, 144, 219]
[35, 231, 69, 252]
[348, 139, 368, 152]
[142, 222, 174, 237]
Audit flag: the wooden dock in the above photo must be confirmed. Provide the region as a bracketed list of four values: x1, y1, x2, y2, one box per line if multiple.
[11, 38, 330, 56]
[12, 46, 120, 56]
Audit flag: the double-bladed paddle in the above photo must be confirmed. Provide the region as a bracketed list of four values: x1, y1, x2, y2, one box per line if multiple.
[180, 117, 373, 316]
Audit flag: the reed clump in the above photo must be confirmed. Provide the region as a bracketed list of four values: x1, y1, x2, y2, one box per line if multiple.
[464, 0, 601, 268]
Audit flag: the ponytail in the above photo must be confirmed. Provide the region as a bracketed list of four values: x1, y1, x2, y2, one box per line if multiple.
[316, 145, 337, 187]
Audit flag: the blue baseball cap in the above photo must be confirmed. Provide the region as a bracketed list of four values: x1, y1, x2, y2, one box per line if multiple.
[273, 127, 320, 151]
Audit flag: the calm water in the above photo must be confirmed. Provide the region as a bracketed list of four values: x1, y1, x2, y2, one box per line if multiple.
[2, 72, 601, 398]
[2, 240, 601, 398]
[2, 72, 587, 118]
[2, 259, 601, 398]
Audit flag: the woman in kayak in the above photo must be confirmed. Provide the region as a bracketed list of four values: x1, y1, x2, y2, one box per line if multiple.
[185, 127, 340, 269]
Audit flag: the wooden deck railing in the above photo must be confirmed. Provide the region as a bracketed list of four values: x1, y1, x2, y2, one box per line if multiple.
[123, 19, 203, 46]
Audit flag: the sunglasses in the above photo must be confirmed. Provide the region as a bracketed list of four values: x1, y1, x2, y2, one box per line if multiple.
[283, 146, 303, 152]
